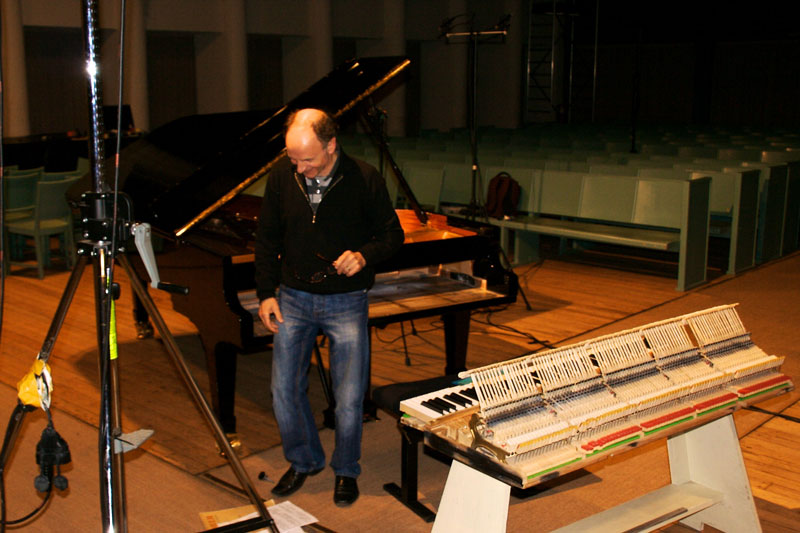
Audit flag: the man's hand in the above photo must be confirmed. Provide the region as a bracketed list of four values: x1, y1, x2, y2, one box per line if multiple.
[333, 250, 366, 277]
[258, 297, 283, 333]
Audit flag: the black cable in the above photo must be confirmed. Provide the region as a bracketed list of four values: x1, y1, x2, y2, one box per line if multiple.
[1, 478, 54, 527]
[469, 306, 555, 350]
[517, 258, 546, 279]
[372, 321, 441, 346]
[467, 259, 552, 348]
[744, 405, 800, 424]
[0, 405, 57, 532]
[107, 0, 127, 286]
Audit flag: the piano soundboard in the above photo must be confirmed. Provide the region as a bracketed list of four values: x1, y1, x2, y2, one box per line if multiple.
[399, 304, 793, 488]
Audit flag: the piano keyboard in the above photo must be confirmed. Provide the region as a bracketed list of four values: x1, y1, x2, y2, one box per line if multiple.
[400, 382, 480, 422]
[400, 304, 794, 488]
[237, 264, 511, 339]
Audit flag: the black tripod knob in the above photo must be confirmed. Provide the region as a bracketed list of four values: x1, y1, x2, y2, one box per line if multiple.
[53, 471, 69, 491]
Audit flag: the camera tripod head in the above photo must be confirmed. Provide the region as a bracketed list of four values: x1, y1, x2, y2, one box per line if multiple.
[76, 190, 136, 256]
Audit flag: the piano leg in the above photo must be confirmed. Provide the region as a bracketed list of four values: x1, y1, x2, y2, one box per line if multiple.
[132, 291, 154, 339]
[207, 341, 238, 435]
[383, 423, 436, 523]
[442, 310, 470, 375]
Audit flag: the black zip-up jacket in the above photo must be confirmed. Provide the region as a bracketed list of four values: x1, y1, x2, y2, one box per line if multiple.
[254, 150, 404, 300]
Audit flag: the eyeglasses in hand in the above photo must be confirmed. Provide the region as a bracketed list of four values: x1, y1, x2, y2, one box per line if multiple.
[293, 253, 340, 284]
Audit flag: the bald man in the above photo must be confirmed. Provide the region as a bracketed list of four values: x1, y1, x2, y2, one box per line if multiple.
[254, 108, 404, 506]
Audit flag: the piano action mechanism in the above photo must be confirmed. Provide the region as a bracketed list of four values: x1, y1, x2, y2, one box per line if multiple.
[398, 304, 791, 532]
[402, 303, 793, 488]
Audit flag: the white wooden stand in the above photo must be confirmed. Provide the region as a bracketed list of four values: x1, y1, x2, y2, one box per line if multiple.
[431, 459, 510, 533]
[432, 415, 761, 533]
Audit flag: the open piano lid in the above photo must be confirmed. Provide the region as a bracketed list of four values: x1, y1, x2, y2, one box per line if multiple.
[122, 56, 410, 237]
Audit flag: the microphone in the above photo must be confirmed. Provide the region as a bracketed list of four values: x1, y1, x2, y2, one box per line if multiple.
[34, 425, 71, 492]
[438, 15, 458, 38]
[494, 14, 512, 31]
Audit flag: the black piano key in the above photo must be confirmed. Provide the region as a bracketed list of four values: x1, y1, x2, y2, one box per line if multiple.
[429, 397, 457, 412]
[442, 393, 467, 406]
[456, 394, 476, 406]
[421, 400, 446, 414]
[460, 392, 476, 403]
[443, 393, 471, 407]
[461, 388, 479, 401]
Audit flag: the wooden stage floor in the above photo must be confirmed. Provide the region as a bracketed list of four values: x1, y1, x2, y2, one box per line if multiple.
[1, 247, 798, 531]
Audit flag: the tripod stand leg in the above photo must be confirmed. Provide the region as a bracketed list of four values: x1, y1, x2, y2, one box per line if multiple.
[92, 246, 128, 532]
[28, 252, 129, 530]
[39, 255, 89, 360]
[118, 255, 274, 528]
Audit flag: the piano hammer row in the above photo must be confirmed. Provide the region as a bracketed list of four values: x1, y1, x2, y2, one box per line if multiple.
[400, 304, 793, 483]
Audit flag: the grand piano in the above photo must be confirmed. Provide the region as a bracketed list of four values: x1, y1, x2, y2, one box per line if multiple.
[119, 56, 518, 435]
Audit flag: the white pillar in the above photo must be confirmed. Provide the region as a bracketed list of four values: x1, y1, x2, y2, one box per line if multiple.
[195, 0, 248, 114]
[221, 0, 248, 111]
[421, 0, 468, 131]
[378, 0, 406, 137]
[282, 0, 332, 101]
[307, 0, 332, 83]
[125, 0, 150, 131]
[1, 0, 31, 137]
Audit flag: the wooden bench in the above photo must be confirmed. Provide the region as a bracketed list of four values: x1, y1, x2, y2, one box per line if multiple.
[669, 157, 793, 264]
[491, 171, 711, 291]
[639, 165, 760, 275]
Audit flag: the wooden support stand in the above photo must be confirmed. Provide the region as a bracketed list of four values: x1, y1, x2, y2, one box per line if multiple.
[431, 459, 510, 533]
[432, 414, 761, 533]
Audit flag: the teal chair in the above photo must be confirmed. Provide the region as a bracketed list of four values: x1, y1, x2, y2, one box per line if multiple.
[3, 173, 39, 260]
[8, 166, 43, 178]
[76, 157, 90, 176]
[41, 169, 83, 181]
[4, 173, 38, 222]
[5, 176, 80, 278]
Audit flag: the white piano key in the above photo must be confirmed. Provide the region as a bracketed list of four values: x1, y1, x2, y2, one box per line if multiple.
[399, 382, 478, 423]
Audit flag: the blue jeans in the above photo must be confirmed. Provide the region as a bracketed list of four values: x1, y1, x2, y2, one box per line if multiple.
[271, 285, 370, 478]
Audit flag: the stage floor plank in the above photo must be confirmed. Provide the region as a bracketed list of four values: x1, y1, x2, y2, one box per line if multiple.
[1, 251, 798, 532]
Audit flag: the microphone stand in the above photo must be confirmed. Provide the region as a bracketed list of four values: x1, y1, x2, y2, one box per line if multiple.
[0, 2, 277, 531]
[441, 14, 510, 220]
[78, 1, 276, 530]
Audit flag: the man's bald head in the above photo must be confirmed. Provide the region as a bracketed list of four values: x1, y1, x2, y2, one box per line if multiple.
[286, 108, 337, 145]
[285, 108, 339, 178]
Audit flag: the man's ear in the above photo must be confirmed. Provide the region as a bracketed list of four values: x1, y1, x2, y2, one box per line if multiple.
[326, 137, 337, 155]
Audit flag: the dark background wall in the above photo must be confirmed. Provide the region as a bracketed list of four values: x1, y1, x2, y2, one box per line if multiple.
[14, 0, 800, 136]
[571, 0, 800, 128]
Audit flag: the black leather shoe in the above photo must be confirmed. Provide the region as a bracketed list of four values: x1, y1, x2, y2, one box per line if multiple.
[333, 475, 359, 506]
[271, 467, 322, 496]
